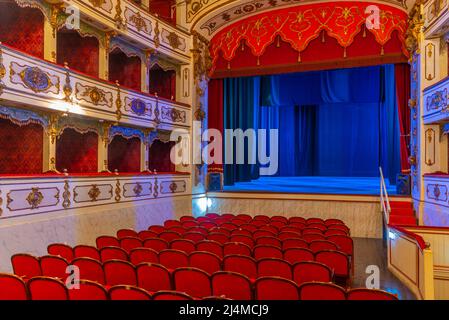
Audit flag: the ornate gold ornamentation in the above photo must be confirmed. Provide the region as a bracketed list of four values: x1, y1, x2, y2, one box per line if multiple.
[169, 182, 178, 193]
[114, 0, 124, 29]
[115, 180, 121, 202]
[0, 189, 3, 216]
[153, 178, 159, 198]
[405, 4, 424, 58]
[167, 32, 181, 50]
[115, 81, 122, 121]
[154, 21, 160, 48]
[63, 62, 72, 102]
[50, 4, 63, 38]
[26, 188, 44, 209]
[75, 83, 113, 107]
[0, 47, 5, 96]
[101, 121, 113, 148]
[133, 183, 143, 196]
[129, 12, 147, 32]
[47, 113, 60, 145]
[62, 180, 71, 209]
[88, 0, 106, 8]
[88, 185, 101, 201]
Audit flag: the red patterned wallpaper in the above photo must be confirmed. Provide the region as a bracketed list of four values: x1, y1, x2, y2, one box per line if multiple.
[0, 2, 44, 58]
[108, 136, 141, 172]
[0, 118, 43, 174]
[57, 30, 99, 77]
[109, 49, 142, 91]
[149, 65, 176, 100]
[148, 140, 175, 172]
[56, 128, 98, 173]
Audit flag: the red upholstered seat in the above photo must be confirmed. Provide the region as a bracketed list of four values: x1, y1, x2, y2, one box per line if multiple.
[129, 248, 159, 265]
[0, 273, 28, 300]
[347, 288, 398, 300]
[223, 242, 252, 256]
[180, 215, 196, 221]
[164, 219, 182, 228]
[187, 226, 209, 235]
[325, 219, 346, 226]
[259, 225, 278, 234]
[144, 238, 169, 252]
[173, 267, 212, 298]
[11, 254, 42, 280]
[152, 290, 193, 300]
[159, 249, 189, 269]
[231, 229, 253, 237]
[221, 222, 239, 231]
[28, 277, 69, 300]
[308, 240, 338, 253]
[148, 225, 166, 234]
[240, 224, 258, 233]
[167, 226, 187, 235]
[223, 255, 257, 279]
[109, 285, 151, 300]
[40, 255, 69, 280]
[47, 243, 73, 262]
[303, 233, 326, 242]
[325, 229, 348, 237]
[120, 237, 143, 253]
[282, 238, 308, 250]
[183, 231, 206, 243]
[250, 220, 268, 227]
[307, 223, 327, 231]
[292, 261, 332, 286]
[116, 229, 138, 239]
[255, 277, 299, 300]
[230, 218, 246, 226]
[136, 263, 172, 292]
[196, 240, 223, 258]
[229, 235, 255, 248]
[289, 217, 306, 224]
[68, 280, 108, 300]
[221, 213, 236, 220]
[100, 246, 128, 262]
[181, 221, 198, 228]
[256, 236, 282, 248]
[283, 248, 314, 265]
[159, 231, 181, 243]
[278, 231, 302, 241]
[205, 213, 220, 219]
[170, 239, 196, 254]
[328, 224, 350, 234]
[253, 245, 283, 260]
[210, 227, 231, 236]
[72, 257, 105, 284]
[327, 235, 354, 257]
[315, 250, 350, 280]
[137, 230, 158, 240]
[253, 230, 276, 239]
[196, 217, 211, 223]
[253, 215, 270, 223]
[236, 214, 252, 222]
[74, 245, 100, 260]
[206, 232, 229, 244]
[302, 227, 324, 235]
[270, 216, 288, 224]
[96, 236, 120, 249]
[211, 271, 253, 300]
[104, 260, 136, 286]
[279, 226, 301, 234]
[289, 222, 306, 230]
[257, 258, 292, 279]
[270, 221, 287, 229]
[298, 282, 346, 300]
[200, 221, 218, 230]
[306, 218, 325, 225]
[189, 251, 222, 274]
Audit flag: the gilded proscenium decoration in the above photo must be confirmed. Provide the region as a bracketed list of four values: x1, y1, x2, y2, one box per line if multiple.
[88, 185, 101, 201]
[26, 188, 44, 209]
[75, 83, 113, 108]
[10, 62, 60, 94]
[153, 178, 159, 198]
[405, 3, 424, 57]
[87, 0, 113, 13]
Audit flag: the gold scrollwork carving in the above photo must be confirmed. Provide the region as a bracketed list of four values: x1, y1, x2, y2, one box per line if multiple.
[129, 12, 147, 33]
[0, 47, 5, 96]
[114, 0, 124, 29]
[115, 81, 122, 121]
[62, 180, 71, 209]
[0, 189, 3, 216]
[26, 187, 44, 209]
[63, 62, 72, 102]
[154, 21, 160, 48]
[88, 185, 101, 201]
[133, 183, 143, 196]
[169, 182, 177, 193]
[167, 32, 182, 50]
[153, 178, 159, 198]
[115, 180, 121, 202]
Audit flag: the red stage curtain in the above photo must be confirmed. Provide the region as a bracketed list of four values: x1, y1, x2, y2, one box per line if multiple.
[108, 136, 141, 172]
[0, 1, 44, 58]
[148, 140, 175, 172]
[207, 79, 224, 173]
[56, 129, 98, 173]
[57, 29, 99, 77]
[109, 49, 142, 91]
[149, 65, 176, 99]
[0, 118, 43, 174]
[395, 63, 411, 172]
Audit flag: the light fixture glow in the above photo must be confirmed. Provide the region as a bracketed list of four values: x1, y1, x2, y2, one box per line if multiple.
[388, 231, 396, 240]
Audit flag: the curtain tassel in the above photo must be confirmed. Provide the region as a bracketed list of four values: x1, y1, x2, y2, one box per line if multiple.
[276, 36, 280, 48]
[363, 25, 366, 38]
[321, 30, 325, 43]
[381, 46, 384, 56]
[227, 61, 231, 70]
[257, 56, 260, 66]
[241, 42, 245, 51]
[343, 47, 347, 58]
[298, 51, 301, 63]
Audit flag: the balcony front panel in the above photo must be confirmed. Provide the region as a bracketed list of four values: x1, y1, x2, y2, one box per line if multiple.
[423, 76, 449, 124]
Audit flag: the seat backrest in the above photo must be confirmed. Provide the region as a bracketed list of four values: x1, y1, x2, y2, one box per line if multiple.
[236, 214, 252, 222]
[259, 225, 278, 234]
[270, 221, 287, 229]
[164, 219, 182, 228]
[181, 221, 198, 228]
[100, 246, 128, 262]
[308, 240, 338, 253]
[229, 235, 254, 248]
[223, 255, 257, 279]
[282, 238, 308, 250]
[40, 255, 69, 280]
[170, 239, 196, 254]
[327, 224, 350, 234]
[325, 219, 345, 226]
[306, 218, 325, 225]
[347, 288, 398, 300]
[103, 260, 137, 286]
[116, 229, 138, 239]
[168, 226, 187, 234]
[302, 233, 326, 242]
[326, 235, 354, 256]
[302, 227, 324, 235]
[136, 263, 172, 292]
[253, 215, 270, 223]
[189, 251, 222, 274]
[129, 247, 159, 265]
[96, 236, 120, 249]
[206, 232, 229, 244]
[47, 243, 73, 262]
[72, 257, 105, 284]
[73, 245, 100, 260]
[143, 238, 169, 252]
[211, 271, 252, 300]
[159, 231, 181, 243]
[0, 273, 28, 300]
[196, 240, 223, 258]
[210, 227, 231, 236]
[283, 248, 314, 265]
[253, 245, 283, 260]
[205, 213, 220, 219]
[255, 277, 299, 300]
[183, 232, 206, 243]
[253, 230, 276, 239]
[289, 222, 306, 230]
[257, 258, 292, 279]
[68, 280, 108, 300]
[159, 249, 189, 269]
[270, 216, 288, 224]
[307, 223, 327, 231]
[277, 231, 301, 241]
[137, 230, 158, 240]
[315, 250, 350, 278]
[152, 290, 193, 300]
[256, 236, 282, 248]
[120, 237, 143, 253]
[324, 229, 348, 237]
[11, 254, 42, 279]
[298, 282, 346, 300]
[180, 215, 196, 222]
[221, 222, 239, 231]
[28, 277, 68, 300]
[230, 219, 246, 226]
[148, 225, 166, 234]
[173, 267, 212, 298]
[289, 217, 306, 224]
[108, 285, 151, 300]
[223, 242, 252, 256]
[240, 224, 258, 233]
[231, 229, 253, 237]
[292, 261, 332, 286]
[199, 221, 218, 230]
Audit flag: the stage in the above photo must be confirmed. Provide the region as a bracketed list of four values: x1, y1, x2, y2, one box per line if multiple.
[223, 176, 397, 195]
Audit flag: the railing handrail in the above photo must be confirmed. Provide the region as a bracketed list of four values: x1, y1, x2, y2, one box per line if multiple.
[379, 167, 391, 224]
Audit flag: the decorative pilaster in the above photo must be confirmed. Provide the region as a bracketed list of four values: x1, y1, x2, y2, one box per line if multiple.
[98, 121, 113, 172]
[141, 128, 152, 172]
[43, 114, 60, 173]
[142, 49, 154, 93]
[43, 5, 60, 63]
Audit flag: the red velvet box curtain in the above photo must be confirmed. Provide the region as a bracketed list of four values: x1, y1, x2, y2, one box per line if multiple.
[149, 140, 175, 172]
[109, 49, 142, 91]
[149, 66, 176, 100]
[207, 78, 224, 174]
[0, 118, 43, 174]
[108, 136, 141, 172]
[0, 1, 44, 58]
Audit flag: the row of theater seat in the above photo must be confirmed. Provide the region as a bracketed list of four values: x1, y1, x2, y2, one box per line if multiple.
[0, 270, 396, 300]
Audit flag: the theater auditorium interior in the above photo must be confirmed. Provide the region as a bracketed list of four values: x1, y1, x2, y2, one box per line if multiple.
[0, 0, 447, 302]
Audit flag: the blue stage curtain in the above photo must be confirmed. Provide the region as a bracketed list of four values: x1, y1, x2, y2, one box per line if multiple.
[223, 65, 401, 185]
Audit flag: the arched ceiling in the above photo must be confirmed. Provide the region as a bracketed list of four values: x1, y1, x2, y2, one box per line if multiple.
[186, 0, 415, 39]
